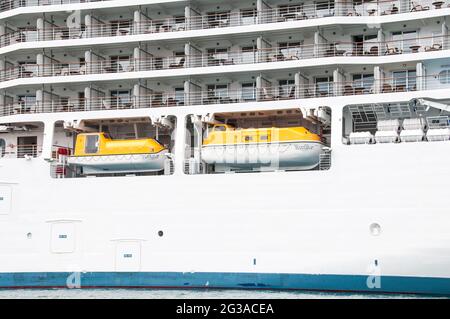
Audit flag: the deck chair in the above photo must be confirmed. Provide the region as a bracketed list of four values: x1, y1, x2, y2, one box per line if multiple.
[71, 31, 84, 39]
[410, 2, 430, 11]
[381, 5, 399, 15]
[169, 57, 185, 68]
[425, 43, 442, 51]
[102, 99, 111, 110]
[344, 85, 354, 95]
[262, 87, 276, 100]
[60, 67, 70, 76]
[385, 44, 402, 55]
[366, 46, 379, 56]
[381, 84, 393, 93]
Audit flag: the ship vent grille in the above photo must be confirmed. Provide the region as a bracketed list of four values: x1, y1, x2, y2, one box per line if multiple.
[319, 150, 331, 170]
[165, 158, 175, 175]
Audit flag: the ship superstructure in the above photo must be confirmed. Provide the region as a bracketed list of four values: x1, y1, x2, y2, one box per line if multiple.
[0, 0, 450, 294]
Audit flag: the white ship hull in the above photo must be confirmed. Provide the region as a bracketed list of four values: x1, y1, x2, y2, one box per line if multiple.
[201, 141, 324, 171]
[1, 140, 450, 294]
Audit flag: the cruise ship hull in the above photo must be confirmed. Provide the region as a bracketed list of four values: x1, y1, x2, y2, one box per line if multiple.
[0, 142, 449, 295]
[1, 272, 450, 295]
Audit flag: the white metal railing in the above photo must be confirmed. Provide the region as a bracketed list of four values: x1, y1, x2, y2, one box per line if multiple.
[1, 0, 441, 15]
[0, 144, 42, 158]
[0, 34, 447, 82]
[1, 1, 447, 48]
[2, 74, 449, 116]
[0, 0, 110, 12]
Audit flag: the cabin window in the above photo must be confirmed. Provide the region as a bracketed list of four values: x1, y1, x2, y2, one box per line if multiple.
[85, 135, 99, 154]
[174, 87, 185, 105]
[278, 42, 302, 59]
[244, 136, 252, 141]
[260, 135, 268, 141]
[240, 9, 257, 24]
[207, 84, 229, 98]
[241, 82, 257, 101]
[391, 30, 417, 53]
[109, 55, 131, 72]
[438, 70, 450, 84]
[17, 95, 36, 113]
[279, 79, 296, 98]
[352, 74, 374, 92]
[315, 76, 333, 96]
[392, 70, 416, 91]
[0, 139, 5, 157]
[206, 48, 229, 66]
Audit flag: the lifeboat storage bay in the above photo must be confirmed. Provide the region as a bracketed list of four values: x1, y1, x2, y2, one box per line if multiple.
[51, 116, 176, 178]
[184, 107, 332, 174]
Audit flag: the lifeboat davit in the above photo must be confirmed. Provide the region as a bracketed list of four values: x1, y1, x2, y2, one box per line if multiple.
[67, 133, 170, 175]
[201, 124, 324, 171]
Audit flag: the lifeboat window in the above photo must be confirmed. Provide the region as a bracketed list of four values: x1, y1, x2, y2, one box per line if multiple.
[244, 136, 252, 142]
[260, 135, 268, 141]
[214, 126, 226, 132]
[85, 135, 99, 154]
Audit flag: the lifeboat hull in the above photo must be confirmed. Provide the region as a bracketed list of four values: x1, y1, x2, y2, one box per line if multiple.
[67, 150, 170, 175]
[201, 141, 324, 171]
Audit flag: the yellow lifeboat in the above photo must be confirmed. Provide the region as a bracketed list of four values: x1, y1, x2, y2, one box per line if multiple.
[201, 124, 324, 171]
[67, 133, 170, 175]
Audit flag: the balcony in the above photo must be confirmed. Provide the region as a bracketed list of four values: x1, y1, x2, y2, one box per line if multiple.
[0, 1, 110, 13]
[1, 0, 445, 16]
[0, 73, 448, 116]
[0, 33, 446, 84]
[1, 1, 446, 49]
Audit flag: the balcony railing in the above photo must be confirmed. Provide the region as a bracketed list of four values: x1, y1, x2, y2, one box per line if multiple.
[1, 0, 446, 48]
[0, 0, 110, 12]
[2, 0, 447, 15]
[0, 144, 42, 158]
[0, 35, 447, 82]
[0, 74, 447, 116]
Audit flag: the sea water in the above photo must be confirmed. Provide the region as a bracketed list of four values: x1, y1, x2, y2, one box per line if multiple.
[0, 289, 442, 299]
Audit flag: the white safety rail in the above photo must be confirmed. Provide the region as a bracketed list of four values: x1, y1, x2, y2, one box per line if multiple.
[2, 0, 445, 16]
[347, 111, 450, 144]
[0, 34, 448, 82]
[0, 144, 42, 158]
[0, 0, 111, 13]
[1, 1, 447, 48]
[2, 74, 450, 117]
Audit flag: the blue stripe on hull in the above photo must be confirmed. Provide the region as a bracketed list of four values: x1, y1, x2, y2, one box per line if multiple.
[0, 272, 449, 295]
